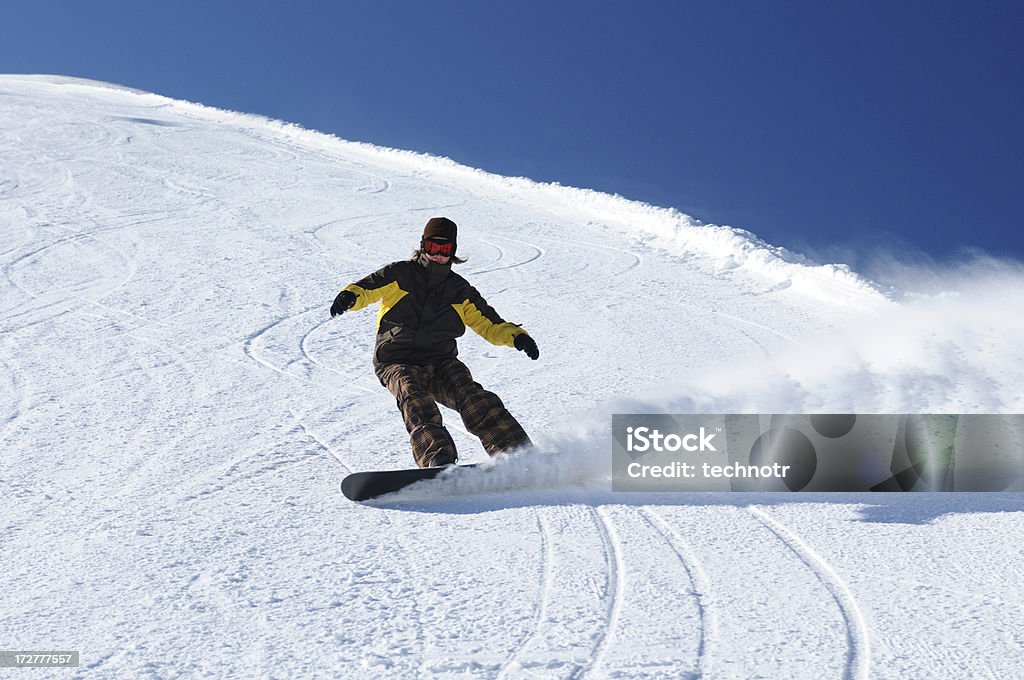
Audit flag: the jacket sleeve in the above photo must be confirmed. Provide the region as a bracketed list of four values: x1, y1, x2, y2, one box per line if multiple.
[341, 262, 406, 313]
[452, 285, 528, 347]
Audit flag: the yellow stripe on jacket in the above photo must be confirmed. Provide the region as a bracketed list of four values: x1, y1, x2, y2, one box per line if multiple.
[452, 299, 526, 347]
[343, 282, 408, 331]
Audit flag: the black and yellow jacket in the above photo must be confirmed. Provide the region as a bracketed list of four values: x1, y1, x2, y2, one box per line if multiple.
[342, 255, 529, 371]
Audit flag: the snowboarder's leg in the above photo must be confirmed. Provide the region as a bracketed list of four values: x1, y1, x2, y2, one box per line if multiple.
[429, 358, 531, 456]
[378, 363, 458, 468]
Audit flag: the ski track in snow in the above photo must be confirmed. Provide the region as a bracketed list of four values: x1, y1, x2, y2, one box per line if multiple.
[469, 232, 545, 276]
[748, 505, 871, 680]
[3, 76, 1023, 679]
[493, 507, 554, 680]
[640, 507, 717, 678]
[580, 507, 624, 679]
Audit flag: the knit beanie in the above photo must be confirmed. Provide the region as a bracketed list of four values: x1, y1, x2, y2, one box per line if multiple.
[422, 217, 458, 245]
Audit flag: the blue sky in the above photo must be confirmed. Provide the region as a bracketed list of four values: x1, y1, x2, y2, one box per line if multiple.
[3, 1, 1022, 268]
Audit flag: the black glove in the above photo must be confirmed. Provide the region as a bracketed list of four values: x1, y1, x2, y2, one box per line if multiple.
[330, 290, 357, 317]
[514, 333, 539, 360]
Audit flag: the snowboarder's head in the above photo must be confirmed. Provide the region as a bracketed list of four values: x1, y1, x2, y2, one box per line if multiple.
[419, 217, 461, 264]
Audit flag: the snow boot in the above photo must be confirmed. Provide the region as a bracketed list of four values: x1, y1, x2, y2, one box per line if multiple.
[425, 450, 457, 467]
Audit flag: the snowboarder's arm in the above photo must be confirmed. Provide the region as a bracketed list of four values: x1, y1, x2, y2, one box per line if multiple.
[453, 286, 529, 348]
[340, 263, 406, 312]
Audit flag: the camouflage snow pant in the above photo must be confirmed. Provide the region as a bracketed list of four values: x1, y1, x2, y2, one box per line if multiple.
[377, 358, 531, 468]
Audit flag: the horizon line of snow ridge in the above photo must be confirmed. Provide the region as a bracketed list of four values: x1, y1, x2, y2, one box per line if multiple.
[4, 74, 888, 307]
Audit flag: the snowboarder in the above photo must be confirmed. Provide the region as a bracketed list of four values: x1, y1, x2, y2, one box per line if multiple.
[330, 217, 539, 468]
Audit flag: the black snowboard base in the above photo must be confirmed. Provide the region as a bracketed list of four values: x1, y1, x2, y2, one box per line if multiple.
[341, 464, 479, 502]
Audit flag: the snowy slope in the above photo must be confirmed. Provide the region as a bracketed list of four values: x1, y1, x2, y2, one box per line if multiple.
[2, 75, 1023, 679]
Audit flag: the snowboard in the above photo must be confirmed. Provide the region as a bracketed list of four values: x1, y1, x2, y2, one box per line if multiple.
[341, 464, 478, 502]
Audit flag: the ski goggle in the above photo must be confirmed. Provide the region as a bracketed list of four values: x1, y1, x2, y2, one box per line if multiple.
[422, 239, 455, 256]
